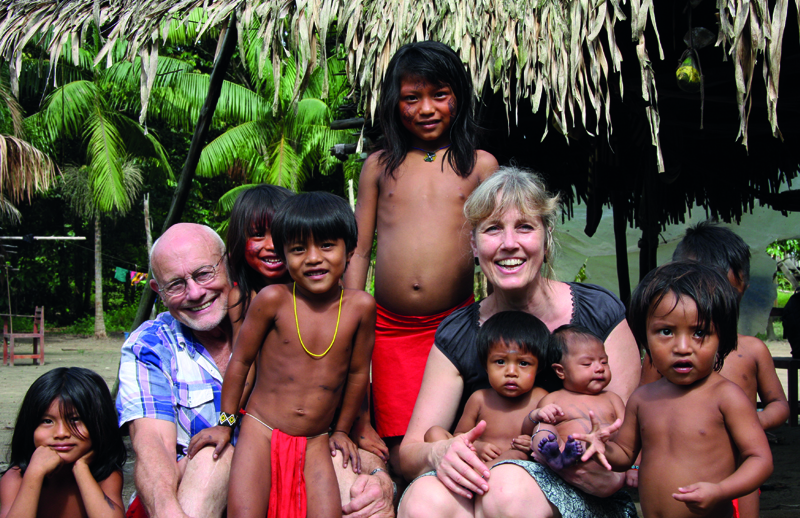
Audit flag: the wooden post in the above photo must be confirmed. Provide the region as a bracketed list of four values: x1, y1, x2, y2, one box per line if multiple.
[129, 13, 239, 333]
[612, 190, 631, 303]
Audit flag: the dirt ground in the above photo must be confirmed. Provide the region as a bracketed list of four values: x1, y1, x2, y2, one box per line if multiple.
[0, 333, 798, 516]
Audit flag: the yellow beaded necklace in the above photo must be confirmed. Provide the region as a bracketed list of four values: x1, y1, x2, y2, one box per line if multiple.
[293, 282, 343, 359]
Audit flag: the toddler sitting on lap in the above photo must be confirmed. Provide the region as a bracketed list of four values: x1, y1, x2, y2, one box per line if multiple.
[425, 311, 554, 466]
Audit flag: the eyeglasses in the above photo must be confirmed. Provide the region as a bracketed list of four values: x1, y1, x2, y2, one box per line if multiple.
[157, 257, 223, 298]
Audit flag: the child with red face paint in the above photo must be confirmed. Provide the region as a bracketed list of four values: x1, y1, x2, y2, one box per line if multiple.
[226, 184, 293, 340]
[343, 40, 498, 470]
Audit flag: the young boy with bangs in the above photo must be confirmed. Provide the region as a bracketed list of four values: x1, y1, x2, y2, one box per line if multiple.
[577, 262, 773, 518]
[642, 222, 788, 518]
[188, 192, 376, 518]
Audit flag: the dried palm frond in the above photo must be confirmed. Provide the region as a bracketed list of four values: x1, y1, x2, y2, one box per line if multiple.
[0, 134, 58, 203]
[0, 1, 794, 172]
[716, 0, 790, 149]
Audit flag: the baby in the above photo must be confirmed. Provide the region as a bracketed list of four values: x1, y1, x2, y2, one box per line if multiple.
[526, 325, 626, 494]
[576, 261, 773, 518]
[424, 311, 553, 466]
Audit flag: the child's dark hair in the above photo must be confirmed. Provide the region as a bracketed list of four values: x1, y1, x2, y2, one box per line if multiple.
[629, 261, 739, 371]
[7, 367, 126, 481]
[226, 184, 293, 320]
[271, 192, 358, 263]
[672, 221, 751, 290]
[551, 324, 603, 362]
[377, 40, 478, 180]
[476, 311, 554, 372]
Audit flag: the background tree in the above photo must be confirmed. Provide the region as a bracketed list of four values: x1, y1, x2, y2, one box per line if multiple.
[60, 161, 143, 337]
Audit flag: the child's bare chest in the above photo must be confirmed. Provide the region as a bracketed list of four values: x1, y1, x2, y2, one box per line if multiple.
[377, 169, 476, 215]
[38, 483, 87, 518]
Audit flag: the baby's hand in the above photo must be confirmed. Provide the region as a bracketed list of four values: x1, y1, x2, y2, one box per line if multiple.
[29, 445, 64, 478]
[511, 434, 532, 453]
[625, 467, 639, 488]
[187, 425, 232, 460]
[532, 404, 564, 424]
[473, 440, 502, 462]
[570, 411, 621, 470]
[672, 482, 722, 513]
[330, 431, 361, 474]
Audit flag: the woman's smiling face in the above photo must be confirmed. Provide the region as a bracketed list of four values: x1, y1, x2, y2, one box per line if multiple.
[471, 206, 547, 293]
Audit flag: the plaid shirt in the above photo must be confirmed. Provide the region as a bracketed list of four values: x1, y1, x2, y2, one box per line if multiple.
[116, 312, 236, 459]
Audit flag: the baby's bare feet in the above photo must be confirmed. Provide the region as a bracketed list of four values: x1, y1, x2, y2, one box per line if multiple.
[537, 433, 564, 470]
[562, 435, 584, 467]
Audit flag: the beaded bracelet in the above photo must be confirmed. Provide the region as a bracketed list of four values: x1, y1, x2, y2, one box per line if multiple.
[219, 411, 239, 428]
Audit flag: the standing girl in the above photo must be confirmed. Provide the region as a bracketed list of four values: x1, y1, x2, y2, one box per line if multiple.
[226, 184, 293, 338]
[343, 40, 498, 467]
[0, 367, 127, 518]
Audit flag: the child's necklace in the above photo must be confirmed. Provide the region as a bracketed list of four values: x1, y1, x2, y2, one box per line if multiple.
[293, 282, 343, 359]
[411, 144, 451, 162]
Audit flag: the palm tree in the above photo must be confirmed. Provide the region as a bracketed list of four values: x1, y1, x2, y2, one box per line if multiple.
[195, 52, 356, 191]
[126, 29, 358, 195]
[60, 162, 143, 337]
[22, 41, 171, 337]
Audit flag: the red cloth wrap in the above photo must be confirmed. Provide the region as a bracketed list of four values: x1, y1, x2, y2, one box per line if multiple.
[371, 297, 474, 437]
[125, 495, 148, 518]
[268, 429, 307, 518]
[731, 489, 760, 518]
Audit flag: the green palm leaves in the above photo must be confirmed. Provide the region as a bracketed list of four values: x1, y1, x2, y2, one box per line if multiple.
[27, 78, 170, 212]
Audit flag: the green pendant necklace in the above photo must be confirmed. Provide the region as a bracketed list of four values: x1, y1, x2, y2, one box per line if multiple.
[412, 144, 451, 162]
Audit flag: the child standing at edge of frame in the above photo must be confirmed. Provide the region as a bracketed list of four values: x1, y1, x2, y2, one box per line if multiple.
[188, 192, 376, 518]
[576, 261, 773, 518]
[343, 40, 498, 469]
[668, 221, 789, 518]
[423, 311, 554, 467]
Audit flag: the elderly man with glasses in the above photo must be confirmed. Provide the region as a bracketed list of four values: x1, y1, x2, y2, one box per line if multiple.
[116, 223, 394, 518]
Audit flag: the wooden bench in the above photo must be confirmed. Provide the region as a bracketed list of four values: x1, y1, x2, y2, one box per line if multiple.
[2, 307, 45, 366]
[773, 356, 800, 427]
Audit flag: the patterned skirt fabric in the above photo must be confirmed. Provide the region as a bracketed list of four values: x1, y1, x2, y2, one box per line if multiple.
[493, 460, 637, 518]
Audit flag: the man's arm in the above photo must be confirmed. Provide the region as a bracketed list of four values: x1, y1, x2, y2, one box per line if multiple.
[129, 418, 188, 518]
[343, 154, 381, 291]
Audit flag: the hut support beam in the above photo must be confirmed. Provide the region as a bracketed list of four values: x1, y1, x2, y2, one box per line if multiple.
[129, 13, 239, 333]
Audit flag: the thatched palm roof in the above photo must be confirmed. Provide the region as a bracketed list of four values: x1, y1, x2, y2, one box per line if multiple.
[2, 1, 795, 174]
